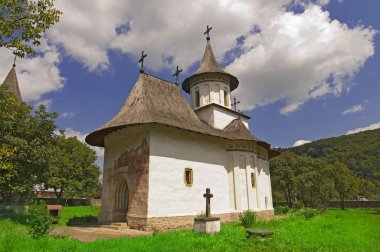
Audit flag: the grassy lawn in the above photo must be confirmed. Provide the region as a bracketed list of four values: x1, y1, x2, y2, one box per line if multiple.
[0, 207, 379, 251]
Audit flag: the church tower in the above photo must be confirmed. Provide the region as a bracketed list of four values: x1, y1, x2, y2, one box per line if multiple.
[2, 62, 22, 101]
[182, 27, 249, 130]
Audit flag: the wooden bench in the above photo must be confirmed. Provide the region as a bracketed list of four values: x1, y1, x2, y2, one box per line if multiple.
[246, 228, 273, 238]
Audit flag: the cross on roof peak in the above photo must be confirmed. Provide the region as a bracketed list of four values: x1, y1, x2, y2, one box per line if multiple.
[172, 66, 182, 85]
[204, 25, 212, 41]
[138, 50, 147, 73]
[13, 55, 17, 67]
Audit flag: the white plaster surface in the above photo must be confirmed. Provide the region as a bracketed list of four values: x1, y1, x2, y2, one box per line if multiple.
[194, 219, 221, 234]
[148, 126, 230, 217]
[190, 81, 230, 109]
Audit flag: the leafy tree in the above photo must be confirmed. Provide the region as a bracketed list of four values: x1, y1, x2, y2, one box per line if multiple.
[0, 0, 62, 57]
[0, 85, 57, 199]
[270, 151, 298, 208]
[44, 134, 101, 199]
[327, 162, 360, 210]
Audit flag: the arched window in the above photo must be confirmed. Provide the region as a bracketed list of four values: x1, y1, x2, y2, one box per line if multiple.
[195, 88, 200, 107]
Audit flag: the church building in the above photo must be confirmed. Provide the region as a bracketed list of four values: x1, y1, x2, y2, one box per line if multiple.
[85, 31, 277, 231]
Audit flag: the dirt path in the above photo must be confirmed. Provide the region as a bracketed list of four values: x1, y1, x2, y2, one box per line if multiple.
[52, 226, 152, 242]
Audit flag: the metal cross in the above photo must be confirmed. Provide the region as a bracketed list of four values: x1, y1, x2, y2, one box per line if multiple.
[13, 55, 17, 67]
[203, 188, 213, 218]
[204, 25, 212, 41]
[172, 66, 183, 85]
[232, 97, 240, 112]
[138, 50, 147, 73]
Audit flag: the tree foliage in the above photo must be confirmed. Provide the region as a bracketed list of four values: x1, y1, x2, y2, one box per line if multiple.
[0, 0, 62, 57]
[45, 134, 101, 199]
[0, 85, 57, 199]
[0, 86, 101, 200]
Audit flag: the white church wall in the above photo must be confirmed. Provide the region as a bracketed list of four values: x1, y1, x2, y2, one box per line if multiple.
[256, 158, 274, 211]
[190, 81, 230, 109]
[195, 104, 249, 130]
[148, 125, 231, 217]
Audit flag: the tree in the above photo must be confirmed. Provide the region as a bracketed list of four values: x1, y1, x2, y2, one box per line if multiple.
[328, 162, 360, 209]
[44, 134, 101, 199]
[0, 0, 62, 57]
[270, 151, 298, 208]
[0, 85, 57, 199]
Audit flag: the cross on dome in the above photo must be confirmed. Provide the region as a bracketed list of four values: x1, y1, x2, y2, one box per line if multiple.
[204, 25, 212, 41]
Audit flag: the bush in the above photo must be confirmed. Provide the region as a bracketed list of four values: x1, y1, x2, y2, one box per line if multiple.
[239, 210, 256, 228]
[27, 201, 53, 239]
[291, 207, 320, 219]
[274, 205, 290, 215]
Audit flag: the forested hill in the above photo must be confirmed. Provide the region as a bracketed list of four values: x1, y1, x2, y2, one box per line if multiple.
[288, 128, 380, 180]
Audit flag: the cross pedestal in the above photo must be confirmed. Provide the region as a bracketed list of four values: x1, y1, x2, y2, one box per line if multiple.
[194, 188, 221, 234]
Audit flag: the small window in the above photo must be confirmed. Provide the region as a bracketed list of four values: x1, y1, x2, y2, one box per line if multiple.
[184, 168, 193, 186]
[251, 172, 256, 188]
[195, 89, 200, 107]
[224, 89, 229, 107]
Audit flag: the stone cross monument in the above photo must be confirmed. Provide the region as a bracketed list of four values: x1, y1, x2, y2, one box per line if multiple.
[203, 188, 213, 217]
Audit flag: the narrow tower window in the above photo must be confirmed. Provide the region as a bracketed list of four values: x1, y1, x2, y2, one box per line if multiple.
[195, 88, 200, 107]
[251, 172, 256, 188]
[224, 89, 229, 107]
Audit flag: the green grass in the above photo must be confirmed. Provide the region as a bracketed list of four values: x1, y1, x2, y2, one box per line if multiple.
[0, 207, 379, 251]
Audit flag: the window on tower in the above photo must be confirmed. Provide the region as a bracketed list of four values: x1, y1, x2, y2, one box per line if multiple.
[195, 88, 200, 107]
[251, 172, 256, 188]
[224, 89, 229, 107]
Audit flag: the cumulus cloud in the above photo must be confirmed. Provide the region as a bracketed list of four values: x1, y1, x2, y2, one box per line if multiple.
[227, 5, 376, 114]
[293, 139, 311, 147]
[341, 104, 365, 115]
[2, 1, 374, 115]
[346, 122, 380, 135]
[0, 43, 66, 102]
[61, 112, 75, 118]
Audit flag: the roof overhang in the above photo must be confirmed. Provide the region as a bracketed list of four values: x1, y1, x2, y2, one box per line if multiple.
[182, 72, 239, 93]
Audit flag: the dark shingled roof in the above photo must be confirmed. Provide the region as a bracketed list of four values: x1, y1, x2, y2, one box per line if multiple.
[85, 73, 269, 149]
[2, 65, 22, 101]
[182, 40, 239, 93]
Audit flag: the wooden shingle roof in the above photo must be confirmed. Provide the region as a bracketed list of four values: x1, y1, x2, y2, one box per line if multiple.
[85, 73, 269, 149]
[2, 65, 22, 101]
[182, 40, 239, 93]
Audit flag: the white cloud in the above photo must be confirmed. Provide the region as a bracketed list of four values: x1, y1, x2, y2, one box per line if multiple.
[64, 128, 104, 158]
[61, 112, 75, 118]
[2, 1, 375, 115]
[293, 139, 311, 147]
[227, 4, 376, 114]
[346, 122, 380, 135]
[0, 42, 66, 102]
[341, 104, 365, 115]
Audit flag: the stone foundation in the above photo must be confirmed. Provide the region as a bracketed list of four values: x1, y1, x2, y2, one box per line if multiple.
[127, 209, 274, 231]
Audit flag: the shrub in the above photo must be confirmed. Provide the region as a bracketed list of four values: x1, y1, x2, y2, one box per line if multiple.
[274, 205, 290, 215]
[239, 210, 256, 228]
[291, 207, 320, 219]
[196, 211, 206, 218]
[27, 201, 53, 239]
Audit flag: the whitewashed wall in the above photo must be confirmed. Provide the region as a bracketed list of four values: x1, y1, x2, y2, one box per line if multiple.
[190, 81, 230, 109]
[195, 105, 249, 130]
[148, 125, 231, 217]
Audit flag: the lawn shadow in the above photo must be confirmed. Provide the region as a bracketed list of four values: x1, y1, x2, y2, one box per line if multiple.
[67, 215, 98, 227]
[370, 209, 380, 215]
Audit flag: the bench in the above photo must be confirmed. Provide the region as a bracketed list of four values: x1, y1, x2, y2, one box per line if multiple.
[246, 228, 273, 238]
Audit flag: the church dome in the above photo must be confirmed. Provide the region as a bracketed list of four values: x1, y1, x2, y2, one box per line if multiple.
[182, 40, 239, 93]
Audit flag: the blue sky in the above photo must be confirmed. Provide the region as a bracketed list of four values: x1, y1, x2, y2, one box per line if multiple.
[1, 0, 379, 166]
